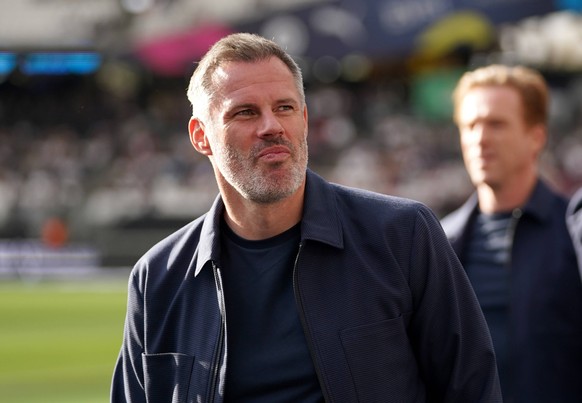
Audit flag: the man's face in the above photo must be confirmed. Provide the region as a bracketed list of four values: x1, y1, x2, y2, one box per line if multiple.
[457, 85, 543, 190]
[195, 57, 308, 204]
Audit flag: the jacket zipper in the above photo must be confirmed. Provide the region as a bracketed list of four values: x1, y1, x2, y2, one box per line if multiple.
[208, 262, 226, 403]
[505, 208, 522, 383]
[292, 241, 332, 402]
[507, 208, 522, 268]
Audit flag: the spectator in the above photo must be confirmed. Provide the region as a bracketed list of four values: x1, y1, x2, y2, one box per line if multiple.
[442, 64, 582, 402]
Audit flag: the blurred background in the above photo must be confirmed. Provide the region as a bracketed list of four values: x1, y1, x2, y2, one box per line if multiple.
[2, 0, 582, 267]
[1, 0, 582, 401]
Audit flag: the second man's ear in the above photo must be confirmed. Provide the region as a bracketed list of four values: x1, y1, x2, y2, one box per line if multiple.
[188, 117, 212, 155]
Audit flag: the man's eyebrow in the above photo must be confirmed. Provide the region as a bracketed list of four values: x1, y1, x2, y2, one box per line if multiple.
[230, 102, 256, 110]
[277, 98, 300, 105]
[226, 98, 299, 111]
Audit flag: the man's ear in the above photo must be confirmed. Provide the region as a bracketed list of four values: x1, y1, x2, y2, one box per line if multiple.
[530, 123, 547, 157]
[188, 117, 212, 155]
[303, 104, 309, 138]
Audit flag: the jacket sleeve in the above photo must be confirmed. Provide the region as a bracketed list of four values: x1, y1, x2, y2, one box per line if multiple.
[408, 205, 502, 402]
[567, 187, 582, 282]
[111, 268, 147, 403]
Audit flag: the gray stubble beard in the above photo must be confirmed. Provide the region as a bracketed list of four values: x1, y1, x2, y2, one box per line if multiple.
[216, 137, 308, 204]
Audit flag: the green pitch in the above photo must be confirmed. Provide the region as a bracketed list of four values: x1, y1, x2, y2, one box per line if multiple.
[0, 277, 129, 403]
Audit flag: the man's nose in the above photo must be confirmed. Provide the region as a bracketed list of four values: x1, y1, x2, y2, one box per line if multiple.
[257, 111, 284, 138]
[471, 124, 489, 145]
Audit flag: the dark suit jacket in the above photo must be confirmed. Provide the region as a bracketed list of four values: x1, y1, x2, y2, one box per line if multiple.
[442, 180, 582, 403]
[112, 169, 501, 402]
[567, 187, 582, 280]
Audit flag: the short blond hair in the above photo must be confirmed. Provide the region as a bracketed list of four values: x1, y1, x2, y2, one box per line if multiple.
[187, 32, 305, 118]
[452, 64, 548, 127]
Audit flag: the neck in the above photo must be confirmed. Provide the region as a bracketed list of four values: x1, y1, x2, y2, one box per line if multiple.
[220, 182, 305, 241]
[477, 171, 538, 214]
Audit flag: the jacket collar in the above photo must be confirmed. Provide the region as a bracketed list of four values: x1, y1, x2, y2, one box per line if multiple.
[520, 180, 556, 223]
[194, 169, 343, 276]
[194, 195, 225, 277]
[299, 169, 344, 248]
[444, 179, 555, 249]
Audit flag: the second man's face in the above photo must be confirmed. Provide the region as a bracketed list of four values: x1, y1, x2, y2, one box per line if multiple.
[457, 85, 543, 191]
[201, 57, 309, 204]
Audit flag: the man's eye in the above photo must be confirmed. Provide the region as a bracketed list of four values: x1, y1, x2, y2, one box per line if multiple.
[279, 105, 294, 112]
[236, 109, 254, 116]
[489, 121, 505, 129]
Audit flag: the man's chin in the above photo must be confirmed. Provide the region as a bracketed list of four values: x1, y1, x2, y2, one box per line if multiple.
[470, 172, 494, 187]
[475, 177, 502, 189]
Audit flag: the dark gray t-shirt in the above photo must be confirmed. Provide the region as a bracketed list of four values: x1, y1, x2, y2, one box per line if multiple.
[220, 220, 324, 402]
[464, 211, 513, 397]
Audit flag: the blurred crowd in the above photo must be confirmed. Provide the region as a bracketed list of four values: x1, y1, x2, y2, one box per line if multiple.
[1, 68, 582, 242]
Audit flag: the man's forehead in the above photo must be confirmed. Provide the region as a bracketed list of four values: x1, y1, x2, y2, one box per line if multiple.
[211, 59, 298, 101]
[460, 86, 521, 118]
[218, 58, 291, 81]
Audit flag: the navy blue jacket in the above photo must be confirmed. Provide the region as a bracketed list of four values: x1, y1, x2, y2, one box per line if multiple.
[112, 169, 501, 402]
[567, 187, 582, 278]
[441, 180, 582, 402]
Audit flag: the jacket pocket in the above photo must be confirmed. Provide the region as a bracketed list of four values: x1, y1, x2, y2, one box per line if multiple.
[340, 314, 423, 402]
[142, 352, 195, 403]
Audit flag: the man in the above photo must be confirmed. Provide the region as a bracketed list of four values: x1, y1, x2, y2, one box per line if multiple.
[567, 187, 582, 276]
[112, 33, 501, 402]
[442, 64, 582, 402]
